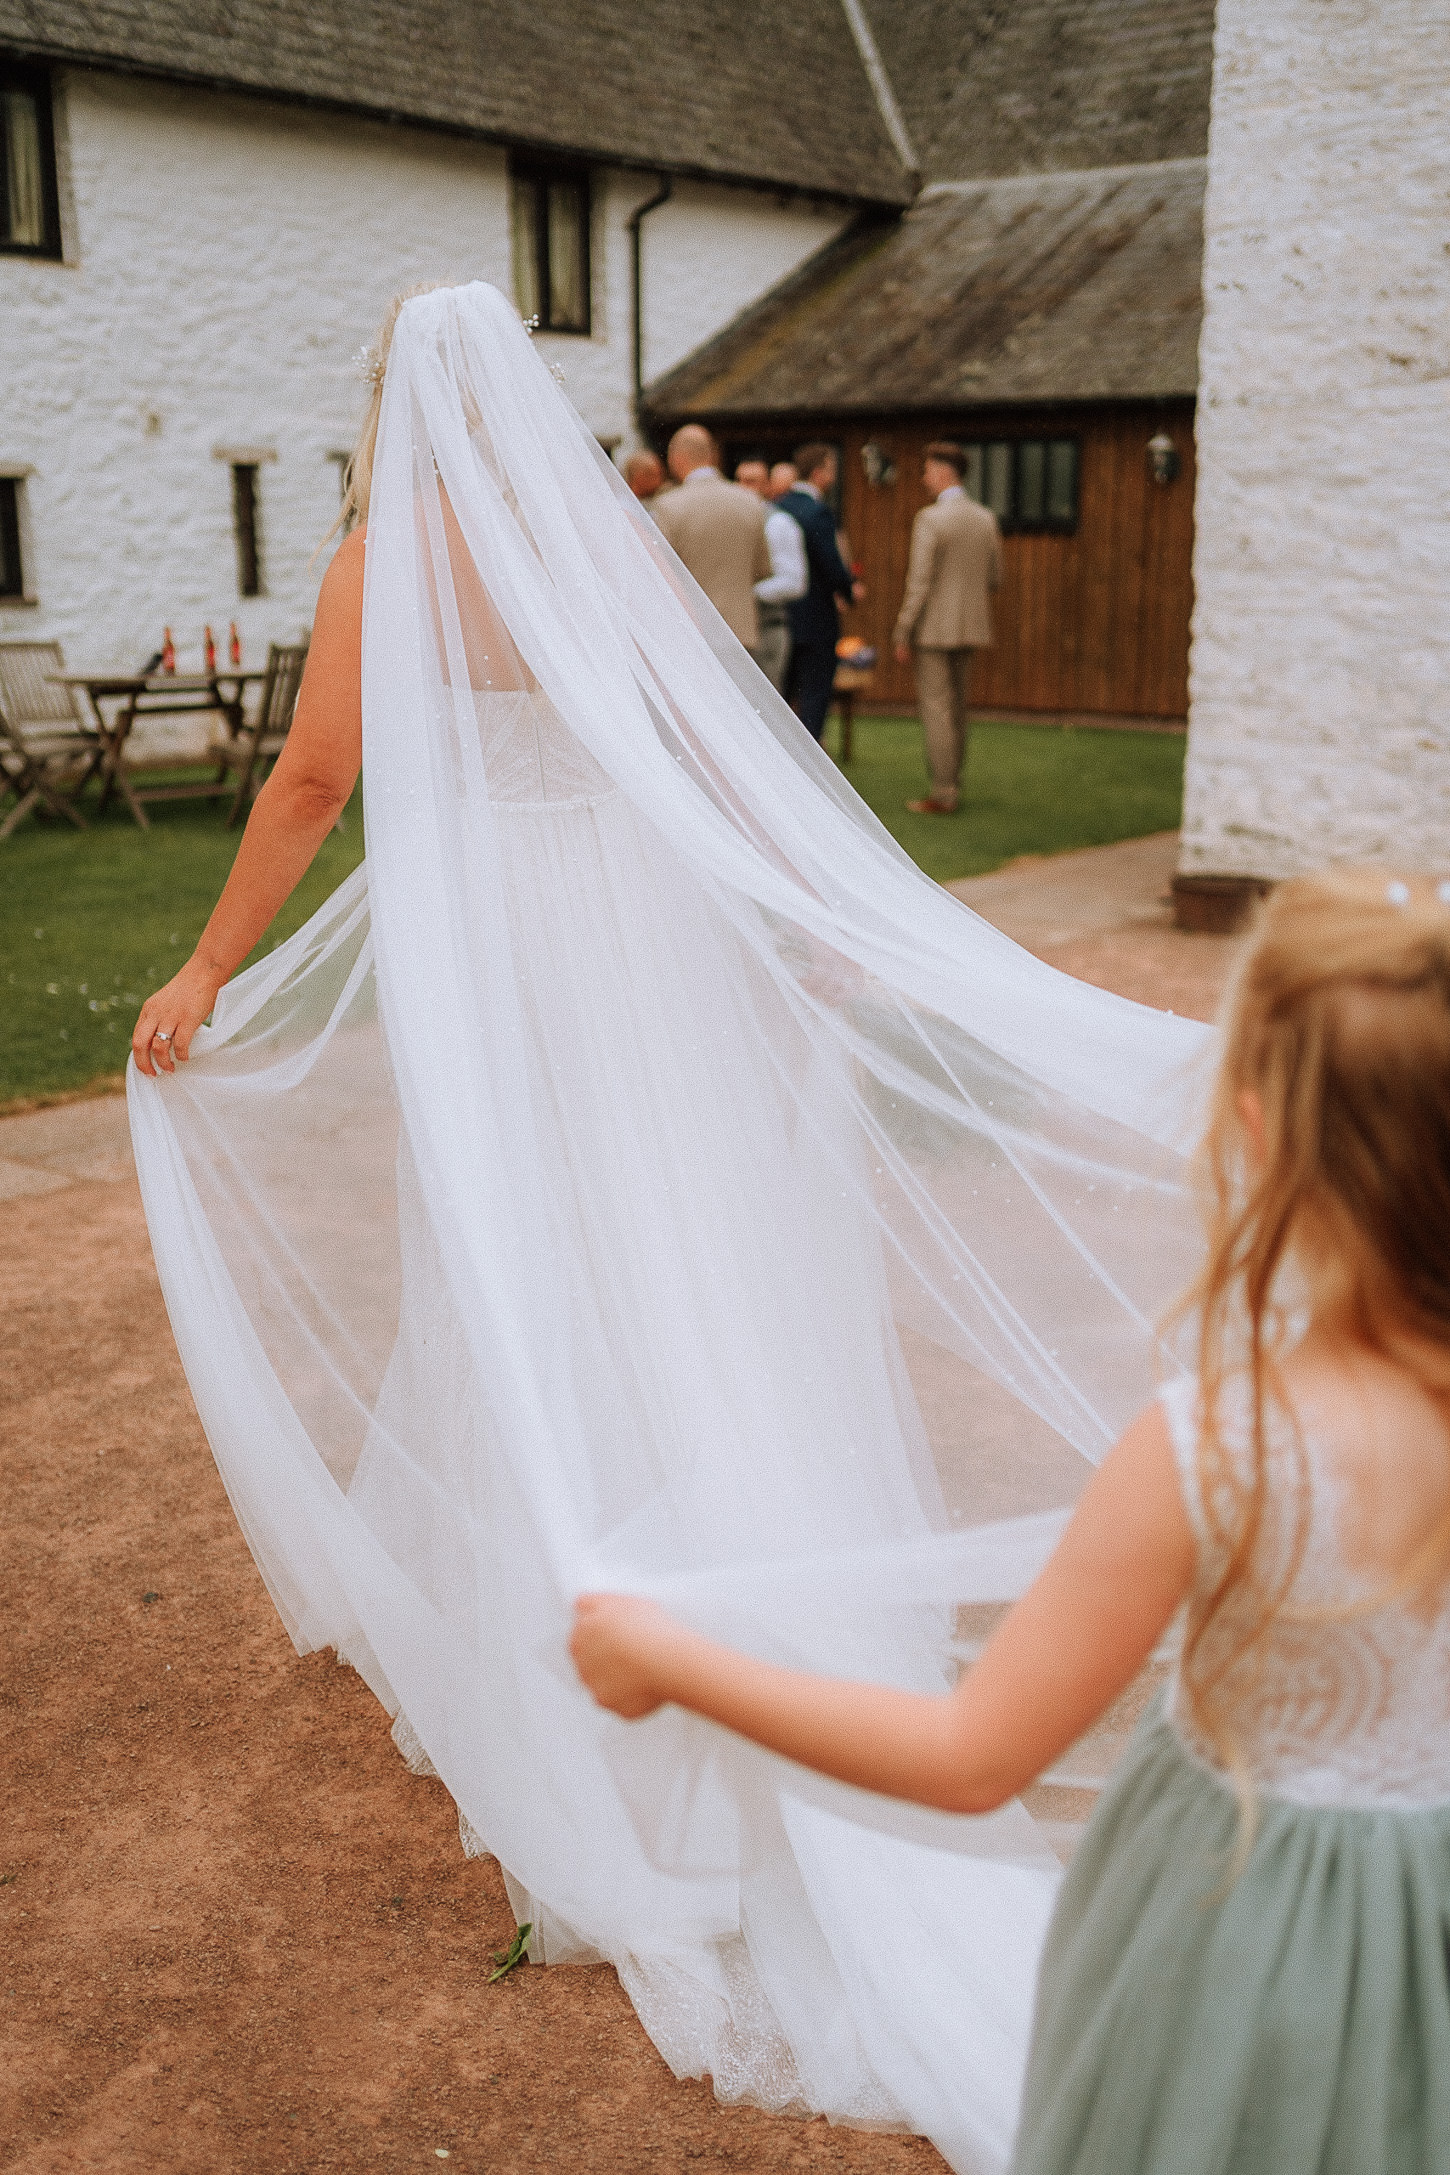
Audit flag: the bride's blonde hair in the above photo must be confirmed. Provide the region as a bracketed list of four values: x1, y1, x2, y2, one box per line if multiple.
[328, 283, 448, 541]
[1175, 867, 1450, 1796]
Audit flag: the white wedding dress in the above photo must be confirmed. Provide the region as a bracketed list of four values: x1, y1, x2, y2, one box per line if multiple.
[129, 284, 1211, 2173]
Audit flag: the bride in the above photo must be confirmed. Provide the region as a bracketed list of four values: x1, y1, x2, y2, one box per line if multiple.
[129, 282, 1207, 2173]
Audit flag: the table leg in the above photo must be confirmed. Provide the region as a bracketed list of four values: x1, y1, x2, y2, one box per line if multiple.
[838, 690, 855, 765]
[99, 696, 150, 830]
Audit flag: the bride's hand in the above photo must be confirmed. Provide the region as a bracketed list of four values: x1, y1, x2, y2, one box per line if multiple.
[570, 1594, 678, 1720]
[132, 958, 224, 1077]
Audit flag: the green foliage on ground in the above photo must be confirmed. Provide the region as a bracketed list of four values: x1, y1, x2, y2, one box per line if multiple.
[0, 779, 366, 1104]
[822, 711, 1184, 886]
[0, 719, 1182, 1104]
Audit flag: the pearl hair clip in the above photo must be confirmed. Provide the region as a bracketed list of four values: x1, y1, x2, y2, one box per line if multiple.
[520, 313, 565, 383]
[352, 343, 386, 388]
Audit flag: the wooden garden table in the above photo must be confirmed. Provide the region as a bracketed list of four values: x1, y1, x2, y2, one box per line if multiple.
[831, 664, 875, 765]
[47, 669, 265, 830]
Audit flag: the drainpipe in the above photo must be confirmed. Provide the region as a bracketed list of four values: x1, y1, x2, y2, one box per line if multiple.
[627, 175, 673, 430]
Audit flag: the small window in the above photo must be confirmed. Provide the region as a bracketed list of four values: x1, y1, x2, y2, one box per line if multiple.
[232, 463, 263, 596]
[1, 68, 61, 258]
[962, 437, 1079, 534]
[0, 478, 23, 597]
[510, 161, 591, 334]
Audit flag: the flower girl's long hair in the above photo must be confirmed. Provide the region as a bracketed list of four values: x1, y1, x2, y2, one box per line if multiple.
[1176, 868, 1450, 1802]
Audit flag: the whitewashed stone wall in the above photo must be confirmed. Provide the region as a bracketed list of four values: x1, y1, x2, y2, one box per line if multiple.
[0, 70, 848, 755]
[1180, 0, 1450, 879]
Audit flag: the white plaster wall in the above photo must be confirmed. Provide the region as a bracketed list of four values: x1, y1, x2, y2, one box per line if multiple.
[0, 73, 850, 758]
[533, 172, 850, 449]
[0, 72, 514, 751]
[1180, 0, 1450, 879]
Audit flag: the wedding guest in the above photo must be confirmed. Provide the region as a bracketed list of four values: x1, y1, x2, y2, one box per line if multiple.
[767, 461, 798, 501]
[777, 444, 863, 742]
[892, 441, 1002, 815]
[735, 459, 807, 693]
[622, 448, 666, 503]
[650, 426, 773, 651]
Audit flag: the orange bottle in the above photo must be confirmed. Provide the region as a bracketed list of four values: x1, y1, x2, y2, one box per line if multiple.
[203, 624, 217, 673]
[160, 627, 176, 674]
[228, 621, 242, 668]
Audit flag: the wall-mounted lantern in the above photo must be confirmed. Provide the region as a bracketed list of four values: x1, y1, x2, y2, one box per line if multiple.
[861, 441, 897, 488]
[1147, 430, 1180, 486]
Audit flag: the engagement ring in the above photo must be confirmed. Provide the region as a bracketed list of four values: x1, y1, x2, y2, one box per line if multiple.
[153, 1030, 173, 1043]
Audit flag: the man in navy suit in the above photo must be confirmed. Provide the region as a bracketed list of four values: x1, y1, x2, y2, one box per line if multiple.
[778, 444, 863, 742]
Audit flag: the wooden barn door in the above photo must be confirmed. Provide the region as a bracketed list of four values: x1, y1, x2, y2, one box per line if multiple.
[835, 403, 1196, 720]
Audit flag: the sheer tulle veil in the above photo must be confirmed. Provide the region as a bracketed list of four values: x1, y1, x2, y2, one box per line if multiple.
[128, 283, 1209, 2172]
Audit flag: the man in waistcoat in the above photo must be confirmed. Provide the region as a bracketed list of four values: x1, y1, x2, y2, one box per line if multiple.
[893, 441, 1003, 814]
[777, 444, 863, 742]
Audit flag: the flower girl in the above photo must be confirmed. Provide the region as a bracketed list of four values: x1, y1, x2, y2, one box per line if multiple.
[574, 867, 1450, 2174]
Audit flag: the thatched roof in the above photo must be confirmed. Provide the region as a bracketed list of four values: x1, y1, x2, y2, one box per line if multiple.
[0, 0, 914, 204]
[645, 159, 1206, 420]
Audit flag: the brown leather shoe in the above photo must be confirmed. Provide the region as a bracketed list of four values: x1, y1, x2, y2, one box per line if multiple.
[905, 795, 959, 815]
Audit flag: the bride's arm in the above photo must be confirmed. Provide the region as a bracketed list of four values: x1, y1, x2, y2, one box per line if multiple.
[570, 1402, 1194, 1816]
[132, 529, 366, 1076]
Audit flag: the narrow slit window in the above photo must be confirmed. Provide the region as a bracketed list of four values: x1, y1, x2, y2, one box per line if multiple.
[510, 160, 590, 333]
[0, 478, 23, 598]
[232, 463, 263, 596]
[0, 68, 61, 257]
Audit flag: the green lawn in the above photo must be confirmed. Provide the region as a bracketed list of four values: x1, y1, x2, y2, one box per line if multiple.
[823, 711, 1184, 885]
[0, 778, 366, 1105]
[0, 719, 1182, 1106]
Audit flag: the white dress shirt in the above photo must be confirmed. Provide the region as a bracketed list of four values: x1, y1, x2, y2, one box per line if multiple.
[755, 506, 808, 604]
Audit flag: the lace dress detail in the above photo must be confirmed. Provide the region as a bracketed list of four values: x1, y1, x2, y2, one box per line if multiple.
[473, 690, 617, 811]
[1161, 1374, 1450, 1809]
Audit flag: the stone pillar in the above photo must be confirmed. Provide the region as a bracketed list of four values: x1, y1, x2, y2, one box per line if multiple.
[1176, 0, 1450, 929]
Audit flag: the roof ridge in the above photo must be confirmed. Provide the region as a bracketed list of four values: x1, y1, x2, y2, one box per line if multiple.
[919, 155, 1208, 198]
[837, 0, 919, 180]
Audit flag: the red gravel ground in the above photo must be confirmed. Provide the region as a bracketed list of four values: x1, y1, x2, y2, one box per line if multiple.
[2, 1181, 943, 2175]
[2, 888, 1235, 2175]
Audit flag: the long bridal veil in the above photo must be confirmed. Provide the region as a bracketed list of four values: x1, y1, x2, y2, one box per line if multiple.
[129, 283, 1209, 2173]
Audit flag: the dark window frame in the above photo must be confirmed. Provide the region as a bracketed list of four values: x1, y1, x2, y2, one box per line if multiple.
[510, 156, 592, 336]
[231, 463, 263, 597]
[962, 436, 1080, 536]
[0, 476, 24, 597]
[0, 63, 62, 260]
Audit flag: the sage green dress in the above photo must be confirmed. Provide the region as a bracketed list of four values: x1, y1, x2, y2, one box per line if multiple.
[1011, 1375, 1450, 2175]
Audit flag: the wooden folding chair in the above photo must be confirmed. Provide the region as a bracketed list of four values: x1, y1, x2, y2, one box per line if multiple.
[0, 641, 101, 840]
[213, 639, 312, 827]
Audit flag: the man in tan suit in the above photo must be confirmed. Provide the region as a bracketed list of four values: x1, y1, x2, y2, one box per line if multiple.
[892, 441, 1003, 814]
[651, 425, 771, 650]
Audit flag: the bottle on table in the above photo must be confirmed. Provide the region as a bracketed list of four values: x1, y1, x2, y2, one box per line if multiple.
[228, 621, 242, 668]
[160, 627, 176, 675]
[204, 625, 217, 674]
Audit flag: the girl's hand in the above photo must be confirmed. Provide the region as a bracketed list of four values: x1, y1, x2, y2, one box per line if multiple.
[570, 1594, 680, 1720]
[132, 958, 224, 1077]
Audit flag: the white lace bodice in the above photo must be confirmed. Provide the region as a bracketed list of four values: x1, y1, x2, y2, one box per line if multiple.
[474, 690, 617, 810]
[1162, 1373, 1450, 1809]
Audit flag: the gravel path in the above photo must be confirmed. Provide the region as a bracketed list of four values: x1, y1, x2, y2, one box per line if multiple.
[0, 835, 1240, 2173]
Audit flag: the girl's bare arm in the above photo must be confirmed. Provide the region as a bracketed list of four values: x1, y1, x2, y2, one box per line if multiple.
[132, 528, 366, 1075]
[571, 1402, 1194, 1815]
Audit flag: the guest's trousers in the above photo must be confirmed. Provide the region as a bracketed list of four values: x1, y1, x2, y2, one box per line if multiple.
[749, 609, 792, 696]
[914, 645, 974, 800]
[787, 639, 837, 742]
